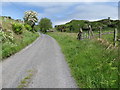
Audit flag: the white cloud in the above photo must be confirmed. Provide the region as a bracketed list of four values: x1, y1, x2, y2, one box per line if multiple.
[53, 3, 118, 25]
[2, 1, 118, 26]
[28, 2, 74, 18]
[16, 2, 73, 18]
[25, 2, 74, 8]
[39, 2, 118, 25]
[72, 4, 118, 20]
[44, 6, 68, 15]
[2, 0, 120, 2]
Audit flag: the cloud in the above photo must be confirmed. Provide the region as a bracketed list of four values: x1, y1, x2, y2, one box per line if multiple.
[15, 2, 73, 17]
[69, 3, 118, 20]
[51, 3, 118, 25]
[43, 5, 68, 15]
[2, 1, 118, 26]
[37, 2, 118, 26]
[28, 2, 75, 18]
[2, 0, 120, 2]
[25, 2, 74, 8]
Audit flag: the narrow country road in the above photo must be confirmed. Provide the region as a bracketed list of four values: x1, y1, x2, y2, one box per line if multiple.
[0, 34, 77, 88]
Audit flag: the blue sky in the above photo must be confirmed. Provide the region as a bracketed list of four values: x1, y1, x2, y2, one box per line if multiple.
[1, 2, 118, 26]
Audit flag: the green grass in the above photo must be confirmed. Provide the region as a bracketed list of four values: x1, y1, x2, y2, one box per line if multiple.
[81, 30, 117, 46]
[17, 70, 33, 88]
[48, 32, 119, 88]
[0, 16, 39, 60]
[2, 30, 39, 59]
[94, 31, 118, 46]
[102, 33, 114, 43]
[21, 80, 27, 84]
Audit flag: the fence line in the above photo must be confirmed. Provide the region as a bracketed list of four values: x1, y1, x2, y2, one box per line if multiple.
[113, 28, 117, 46]
[78, 28, 118, 46]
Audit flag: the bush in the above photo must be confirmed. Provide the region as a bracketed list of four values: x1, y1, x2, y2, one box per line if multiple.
[24, 24, 32, 31]
[34, 25, 40, 32]
[12, 23, 23, 34]
[8, 16, 12, 19]
[0, 29, 13, 42]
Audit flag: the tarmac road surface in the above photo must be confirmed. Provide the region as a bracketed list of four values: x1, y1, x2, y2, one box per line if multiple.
[1, 34, 77, 88]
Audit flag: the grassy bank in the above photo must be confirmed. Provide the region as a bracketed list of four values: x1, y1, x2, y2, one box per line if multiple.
[48, 32, 118, 88]
[0, 16, 39, 60]
[1, 30, 39, 59]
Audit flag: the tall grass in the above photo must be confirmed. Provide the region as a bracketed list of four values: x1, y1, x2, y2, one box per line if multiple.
[48, 32, 118, 88]
[2, 30, 39, 60]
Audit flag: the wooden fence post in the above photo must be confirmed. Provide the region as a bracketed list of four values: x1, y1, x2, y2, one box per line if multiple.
[85, 32, 87, 39]
[84, 33, 86, 39]
[82, 32, 84, 39]
[88, 25, 94, 39]
[77, 28, 83, 40]
[80, 28, 83, 40]
[83, 32, 85, 39]
[88, 30, 90, 39]
[99, 27, 102, 38]
[114, 28, 117, 46]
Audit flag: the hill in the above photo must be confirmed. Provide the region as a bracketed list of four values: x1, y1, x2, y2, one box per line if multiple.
[55, 17, 118, 33]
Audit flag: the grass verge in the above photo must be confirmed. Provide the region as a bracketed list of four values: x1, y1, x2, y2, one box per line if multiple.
[48, 32, 119, 88]
[1, 30, 39, 60]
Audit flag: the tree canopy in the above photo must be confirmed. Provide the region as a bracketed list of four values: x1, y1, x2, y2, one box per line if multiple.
[23, 10, 38, 30]
[39, 18, 52, 33]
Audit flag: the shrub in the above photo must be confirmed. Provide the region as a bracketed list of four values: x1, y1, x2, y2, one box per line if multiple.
[34, 25, 40, 32]
[0, 29, 14, 42]
[8, 16, 12, 19]
[24, 24, 32, 31]
[12, 23, 23, 34]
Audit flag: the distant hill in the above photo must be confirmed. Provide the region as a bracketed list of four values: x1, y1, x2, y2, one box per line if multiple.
[55, 18, 118, 33]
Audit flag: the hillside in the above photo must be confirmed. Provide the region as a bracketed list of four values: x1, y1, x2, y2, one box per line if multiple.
[0, 16, 39, 60]
[55, 18, 118, 33]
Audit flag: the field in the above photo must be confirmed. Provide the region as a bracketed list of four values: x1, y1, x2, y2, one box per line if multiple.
[48, 32, 118, 88]
[0, 16, 39, 60]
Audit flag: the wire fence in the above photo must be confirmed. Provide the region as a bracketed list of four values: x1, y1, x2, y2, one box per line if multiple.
[78, 27, 119, 46]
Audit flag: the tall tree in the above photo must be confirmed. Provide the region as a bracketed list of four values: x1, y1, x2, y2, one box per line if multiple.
[39, 18, 52, 33]
[23, 10, 38, 31]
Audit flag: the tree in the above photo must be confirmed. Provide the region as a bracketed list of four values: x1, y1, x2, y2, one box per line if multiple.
[39, 18, 52, 33]
[23, 10, 38, 31]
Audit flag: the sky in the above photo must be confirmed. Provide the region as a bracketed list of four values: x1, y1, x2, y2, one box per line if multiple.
[1, 0, 119, 26]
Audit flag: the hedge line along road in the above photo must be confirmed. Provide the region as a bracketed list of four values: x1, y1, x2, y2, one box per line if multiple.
[0, 34, 77, 88]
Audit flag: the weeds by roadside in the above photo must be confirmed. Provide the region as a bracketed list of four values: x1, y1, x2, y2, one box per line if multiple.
[17, 70, 34, 88]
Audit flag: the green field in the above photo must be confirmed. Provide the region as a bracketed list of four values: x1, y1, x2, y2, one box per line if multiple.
[48, 32, 118, 88]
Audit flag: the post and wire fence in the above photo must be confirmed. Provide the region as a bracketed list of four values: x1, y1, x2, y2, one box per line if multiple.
[77, 25, 119, 46]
